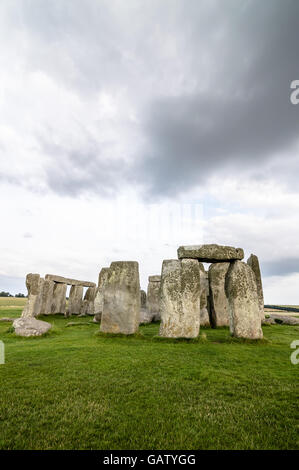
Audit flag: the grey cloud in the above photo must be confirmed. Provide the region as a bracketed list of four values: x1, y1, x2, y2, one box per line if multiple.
[261, 258, 299, 277]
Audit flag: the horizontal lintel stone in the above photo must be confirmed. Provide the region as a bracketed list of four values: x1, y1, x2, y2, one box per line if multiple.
[177, 244, 244, 262]
[45, 274, 96, 288]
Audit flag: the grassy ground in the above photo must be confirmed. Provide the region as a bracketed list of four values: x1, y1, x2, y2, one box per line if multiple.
[0, 305, 298, 450]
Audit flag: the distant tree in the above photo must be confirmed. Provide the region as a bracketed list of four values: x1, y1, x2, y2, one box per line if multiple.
[0, 291, 12, 297]
[15, 293, 25, 298]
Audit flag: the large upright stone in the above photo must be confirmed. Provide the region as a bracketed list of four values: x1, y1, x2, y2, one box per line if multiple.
[146, 275, 161, 322]
[21, 274, 44, 318]
[100, 261, 140, 335]
[40, 279, 55, 314]
[225, 261, 263, 339]
[159, 259, 200, 338]
[247, 254, 265, 320]
[51, 283, 67, 314]
[177, 244, 244, 262]
[80, 286, 97, 316]
[198, 263, 210, 326]
[67, 285, 83, 315]
[208, 262, 230, 327]
[94, 267, 110, 322]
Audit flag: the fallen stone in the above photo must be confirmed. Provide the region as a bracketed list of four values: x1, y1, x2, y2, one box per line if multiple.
[67, 285, 83, 315]
[270, 314, 299, 325]
[159, 259, 200, 338]
[177, 244, 244, 262]
[51, 283, 67, 314]
[100, 261, 140, 335]
[225, 261, 263, 339]
[0, 317, 14, 322]
[208, 262, 230, 327]
[13, 317, 52, 337]
[247, 254, 265, 320]
[94, 267, 110, 322]
[146, 275, 161, 322]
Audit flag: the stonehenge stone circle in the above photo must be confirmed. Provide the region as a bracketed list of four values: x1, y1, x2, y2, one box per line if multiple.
[51, 282, 67, 314]
[100, 261, 141, 335]
[80, 286, 97, 316]
[159, 259, 200, 339]
[225, 261, 263, 339]
[177, 244, 244, 262]
[40, 279, 55, 315]
[198, 263, 210, 327]
[247, 254, 265, 320]
[13, 317, 52, 337]
[67, 285, 83, 315]
[21, 273, 44, 318]
[94, 267, 110, 322]
[208, 262, 230, 328]
[146, 275, 161, 322]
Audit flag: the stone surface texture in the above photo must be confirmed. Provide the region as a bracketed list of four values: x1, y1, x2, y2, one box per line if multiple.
[40, 279, 55, 314]
[21, 273, 44, 318]
[199, 263, 210, 326]
[100, 261, 140, 334]
[51, 283, 67, 314]
[94, 267, 110, 322]
[67, 285, 83, 315]
[159, 259, 200, 338]
[13, 317, 52, 337]
[80, 286, 97, 316]
[146, 276, 161, 322]
[208, 262, 230, 327]
[177, 244, 244, 262]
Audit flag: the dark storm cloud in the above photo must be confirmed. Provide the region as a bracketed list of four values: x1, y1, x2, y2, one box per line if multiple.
[261, 258, 299, 277]
[136, 0, 299, 197]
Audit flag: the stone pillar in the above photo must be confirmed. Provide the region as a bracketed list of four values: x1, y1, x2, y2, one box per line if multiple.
[21, 273, 44, 318]
[140, 289, 153, 324]
[51, 283, 67, 314]
[208, 262, 230, 327]
[80, 286, 97, 316]
[93, 267, 110, 322]
[159, 259, 200, 339]
[247, 254, 265, 320]
[199, 263, 210, 326]
[67, 285, 83, 315]
[40, 279, 55, 314]
[225, 261, 263, 339]
[100, 261, 140, 335]
[146, 275, 161, 322]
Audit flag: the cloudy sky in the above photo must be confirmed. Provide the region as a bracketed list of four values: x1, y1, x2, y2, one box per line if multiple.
[0, 0, 299, 302]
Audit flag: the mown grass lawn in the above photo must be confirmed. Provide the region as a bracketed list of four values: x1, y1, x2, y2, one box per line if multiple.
[0, 308, 298, 450]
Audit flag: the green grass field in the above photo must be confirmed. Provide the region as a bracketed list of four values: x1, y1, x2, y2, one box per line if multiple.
[0, 301, 298, 450]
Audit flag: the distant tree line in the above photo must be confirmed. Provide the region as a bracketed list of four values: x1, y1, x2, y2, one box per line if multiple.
[0, 291, 26, 297]
[264, 305, 299, 313]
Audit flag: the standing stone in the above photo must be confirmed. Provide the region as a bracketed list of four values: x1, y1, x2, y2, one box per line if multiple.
[67, 285, 83, 315]
[208, 262, 230, 327]
[80, 286, 97, 316]
[21, 274, 44, 318]
[146, 275, 161, 322]
[199, 263, 210, 326]
[140, 290, 146, 308]
[51, 283, 67, 314]
[247, 254, 265, 320]
[40, 279, 55, 314]
[94, 267, 110, 322]
[177, 244, 244, 262]
[100, 261, 140, 335]
[225, 261, 263, 339]
[159, 259, 200, 339]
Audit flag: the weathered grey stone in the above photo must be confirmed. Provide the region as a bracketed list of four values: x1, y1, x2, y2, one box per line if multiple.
[247, 254, 265, 320]
[21, 274, 44, 318]
[13, 317, 52, 337]
[177, 244, 244, 262]
[270, 314, 299, 325]
[208, 262, 230, 327]
[80, 286, 97, 316]
[67, 285, 83, 315]
[139, 289, 151, 323]
[40, 279, 55, 314]
[45, 274, 95, 287]
[198, 264, 210, 326]
[225, 261, 263, 339]
[100, 261, 140, 334]
[146, 275, 161, 322]
[94, 267, 110, 322]
[0, 317, 14, 322]
[159, 259, 200, 338]
[140, 290, 146, 308]
[51, 283, 67, 314]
